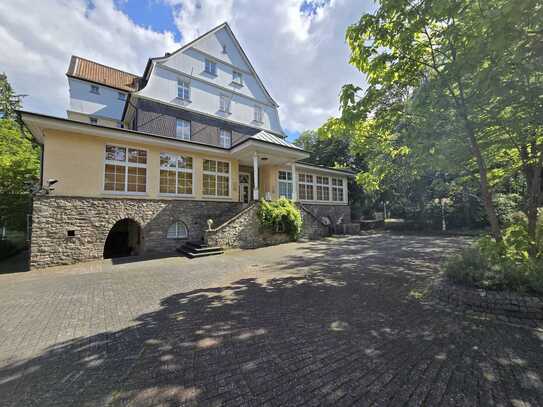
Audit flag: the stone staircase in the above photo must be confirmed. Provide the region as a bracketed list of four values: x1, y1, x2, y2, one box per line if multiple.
[177, 241, 224, 259]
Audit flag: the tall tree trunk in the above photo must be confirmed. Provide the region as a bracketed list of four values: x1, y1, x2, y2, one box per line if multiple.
[452, 83, 502, 242]
[521, 144, 543, 258]
[462, 117, 502, 242]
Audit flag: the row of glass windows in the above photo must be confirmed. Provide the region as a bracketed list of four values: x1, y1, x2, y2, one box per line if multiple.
[177, 79, 263, 124]
[103, 145, 230, 197]
[278, 171, 345, 202]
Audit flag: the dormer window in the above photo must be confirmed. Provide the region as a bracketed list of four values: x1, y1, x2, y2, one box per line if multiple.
[232, 71, 243, 86]
[254, 106, 263, 123]
[204, 59, 217, 75]
[118, 92, 126, 101]
[177, 79, 190, 100]
[90, 84, 100, 94]
[219, 95, 231, 114]
[219, 129, 232, 148]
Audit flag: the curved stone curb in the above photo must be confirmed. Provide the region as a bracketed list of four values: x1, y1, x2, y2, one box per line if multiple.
[431, 278, 543, 322]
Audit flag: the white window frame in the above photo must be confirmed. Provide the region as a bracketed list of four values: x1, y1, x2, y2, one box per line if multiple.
[203, 159, 231, 198]
[233, 70, 243, 85]
[167, 222, 188, 239]
[90, 84, 100, 94]
[204, 59, 217, 75]
[177, 79, 190, 100]
[176, 118, 191, 140]
[219, 129, 232, 148]
[278, 170, 293, 200]
[298, 173, 314, 201]
[159, 153, 194, 196]
[316, 175, 331, 202]
[219, 94, 231, 114]
[331, 177, 345, 202]
[254, 105, 263, 123]
[103, 144, 148, 195]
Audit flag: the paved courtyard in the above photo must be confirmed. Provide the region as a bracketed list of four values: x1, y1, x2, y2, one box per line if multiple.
[1, 234, 543, 406]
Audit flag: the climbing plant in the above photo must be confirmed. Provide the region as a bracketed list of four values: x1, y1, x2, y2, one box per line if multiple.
[257, 198, 303, 240]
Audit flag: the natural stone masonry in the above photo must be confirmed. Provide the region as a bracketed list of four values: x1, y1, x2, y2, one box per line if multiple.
[31, 196, 242, 269]
[206, 203, 333, 249]
[301, 203, 354, 234]
[432, 278, 543, 322]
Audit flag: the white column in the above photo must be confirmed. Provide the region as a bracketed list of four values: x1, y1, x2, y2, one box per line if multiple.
[290, 162, 297, 202]
[253, 153, 259, 200]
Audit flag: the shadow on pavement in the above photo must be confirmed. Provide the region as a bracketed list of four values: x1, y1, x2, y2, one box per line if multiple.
[1, 234, 542, 406]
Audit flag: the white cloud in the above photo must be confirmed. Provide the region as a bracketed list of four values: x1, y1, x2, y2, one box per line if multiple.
[0, 0, 177, 117]
[0, 0, 371, 132]
[168, 0, 372, 131]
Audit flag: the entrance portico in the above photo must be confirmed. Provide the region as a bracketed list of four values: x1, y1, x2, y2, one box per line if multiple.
[231, 131, 309, 202]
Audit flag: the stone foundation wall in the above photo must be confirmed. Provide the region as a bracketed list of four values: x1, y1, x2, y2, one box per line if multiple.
[299, 205, 331, 240]
[206, 203, 333, 249]
[300, 204, 352, 234]
[31, 196, 242, 269]
[206, 204, 292, 249]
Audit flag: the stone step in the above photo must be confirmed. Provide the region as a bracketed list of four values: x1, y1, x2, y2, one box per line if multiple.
[177, 247, 224, 259]
[184, 242, 223, 253]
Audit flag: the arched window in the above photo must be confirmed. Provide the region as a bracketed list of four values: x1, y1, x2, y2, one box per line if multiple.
[167, 222, 188, 239]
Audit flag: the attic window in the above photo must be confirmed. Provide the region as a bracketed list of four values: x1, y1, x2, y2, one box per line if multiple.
[204, 59, 217, 75]
[90, 84, 100, 94]
[232, 71, 243, 86]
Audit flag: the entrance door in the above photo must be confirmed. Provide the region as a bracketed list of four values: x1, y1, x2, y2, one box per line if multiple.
[240, 183, 250, 203]
[239, 173, 251, 204]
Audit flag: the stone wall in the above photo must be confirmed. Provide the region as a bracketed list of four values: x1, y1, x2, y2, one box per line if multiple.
[300, 204, 352, 234]
[206, 204, 292, 249]
[299, 205, 331, 240]
[31, 196, 242, 269]
[206, 203, 333, 249]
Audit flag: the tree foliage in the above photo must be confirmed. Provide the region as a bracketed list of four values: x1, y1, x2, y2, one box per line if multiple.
[0, 74, 40, 232]
[257, 198, 303, 239]
[340, 0, 542, 253]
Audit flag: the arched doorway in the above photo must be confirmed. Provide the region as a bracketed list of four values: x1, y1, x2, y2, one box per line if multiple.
[103, 218, 142, 259]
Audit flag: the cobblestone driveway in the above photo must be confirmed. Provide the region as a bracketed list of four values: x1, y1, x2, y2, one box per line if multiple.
[1, 234, 543, 406]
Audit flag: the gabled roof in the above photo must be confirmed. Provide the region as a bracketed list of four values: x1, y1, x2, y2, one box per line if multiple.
[67, 56, 140, 92]
[140, 22, 278, 107]
[249, 131, 302, 150]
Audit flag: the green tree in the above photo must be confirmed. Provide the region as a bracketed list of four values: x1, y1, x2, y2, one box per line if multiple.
[0, 74, 40, 232]
[0, 72, 23, 120]
[342, 0, 542, 251]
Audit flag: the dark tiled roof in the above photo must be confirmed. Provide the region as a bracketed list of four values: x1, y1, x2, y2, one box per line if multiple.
[67, 56, 140, 92]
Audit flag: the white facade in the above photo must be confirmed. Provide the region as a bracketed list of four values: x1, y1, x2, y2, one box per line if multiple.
[135, 25, 283, 135]
[67, 78, 127, 125]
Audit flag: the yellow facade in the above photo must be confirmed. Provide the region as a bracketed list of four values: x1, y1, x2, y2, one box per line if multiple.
[43, 129, 240, 201]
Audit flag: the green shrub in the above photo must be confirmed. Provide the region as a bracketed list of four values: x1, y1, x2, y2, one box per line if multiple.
[493, 193, 522, 227]
[257, 198, 303, 239]
[443, 226, 543, 295]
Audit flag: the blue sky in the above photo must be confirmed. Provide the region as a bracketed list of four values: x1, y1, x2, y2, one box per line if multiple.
[0, 0, 370, 143]
[115, 0, 182, 41]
